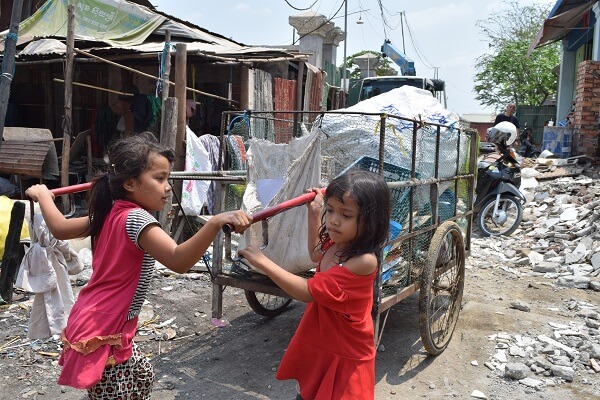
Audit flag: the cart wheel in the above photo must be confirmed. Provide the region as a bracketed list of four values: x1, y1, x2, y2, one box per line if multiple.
[244, 290, 293, 317]
[419, 221, 465, 355]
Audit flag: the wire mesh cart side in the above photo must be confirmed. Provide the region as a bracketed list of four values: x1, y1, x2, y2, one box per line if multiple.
[210, 110, 478, 355]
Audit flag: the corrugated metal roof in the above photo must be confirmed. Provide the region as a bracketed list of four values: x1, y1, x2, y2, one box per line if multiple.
[1, 0, 306, 62]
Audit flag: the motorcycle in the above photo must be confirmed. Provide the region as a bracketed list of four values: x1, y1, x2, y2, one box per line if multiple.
[475, 122, 525, 236]
[517, 127, 540, 158]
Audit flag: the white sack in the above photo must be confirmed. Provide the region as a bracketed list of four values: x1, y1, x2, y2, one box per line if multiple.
[241, 130, 321, 273]
[317, 86, 466, 180]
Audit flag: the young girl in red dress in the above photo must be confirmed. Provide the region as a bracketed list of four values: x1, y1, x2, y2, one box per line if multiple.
[25, 132, 251, 399]
[240, 170, 391, 400]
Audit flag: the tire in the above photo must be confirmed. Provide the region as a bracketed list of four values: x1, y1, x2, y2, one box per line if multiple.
[244, 290, 292, 317]
[476, 195, 523, 237]
[419, 221, 465, 355]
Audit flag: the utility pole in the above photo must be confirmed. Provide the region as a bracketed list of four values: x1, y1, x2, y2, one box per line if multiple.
[400, 11, 406, 55]
[0, 0, 24, 148]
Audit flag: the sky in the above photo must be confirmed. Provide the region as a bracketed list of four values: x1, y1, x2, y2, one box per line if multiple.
[150, 0, 556, 116]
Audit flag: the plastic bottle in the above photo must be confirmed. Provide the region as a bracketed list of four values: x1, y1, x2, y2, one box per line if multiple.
[548, 119, 554, 126]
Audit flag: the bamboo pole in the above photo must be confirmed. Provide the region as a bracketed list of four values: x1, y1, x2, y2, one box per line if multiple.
[53, 78, 133, 96]
[73, 48, 237, 104]
[61, 5, 75, 212]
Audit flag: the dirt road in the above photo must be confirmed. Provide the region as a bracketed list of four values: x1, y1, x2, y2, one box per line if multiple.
[1, 233, 599, 400]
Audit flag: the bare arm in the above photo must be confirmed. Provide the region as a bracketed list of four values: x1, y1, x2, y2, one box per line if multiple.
[139, 210, 251, 274]
[25, 184, 89, 240]
[238, 244, 314, 303]
[306, 188, 324, 263]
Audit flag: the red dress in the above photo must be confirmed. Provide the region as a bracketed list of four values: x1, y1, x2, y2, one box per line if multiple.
[276, 246, 376, 399]
[58, 200, 158, 389]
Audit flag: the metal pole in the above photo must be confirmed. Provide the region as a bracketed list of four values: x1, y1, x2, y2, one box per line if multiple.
[0, 0, 24, 147]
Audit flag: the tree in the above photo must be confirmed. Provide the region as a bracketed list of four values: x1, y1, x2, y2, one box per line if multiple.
[474, 1, 560, 109]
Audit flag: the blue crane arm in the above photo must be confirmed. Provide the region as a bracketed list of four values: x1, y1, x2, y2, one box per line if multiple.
[381, 39, 416, 76]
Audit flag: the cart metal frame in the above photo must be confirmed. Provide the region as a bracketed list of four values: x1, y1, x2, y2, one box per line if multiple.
[210, 110, 478, 354]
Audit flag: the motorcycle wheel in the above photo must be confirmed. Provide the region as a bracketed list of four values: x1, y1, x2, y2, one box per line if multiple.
[477, 195, 523, 237]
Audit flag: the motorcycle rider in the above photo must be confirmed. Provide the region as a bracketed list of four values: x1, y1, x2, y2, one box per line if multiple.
[494, 103, 520, 134]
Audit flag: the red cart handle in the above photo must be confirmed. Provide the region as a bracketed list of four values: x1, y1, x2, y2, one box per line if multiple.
[50, 182, 93, 196]
[223, 187, 326, 234]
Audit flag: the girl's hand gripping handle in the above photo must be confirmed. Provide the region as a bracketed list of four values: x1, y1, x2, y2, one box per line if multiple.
[222, 187, 326, 234]
[49, 182, 93, 197]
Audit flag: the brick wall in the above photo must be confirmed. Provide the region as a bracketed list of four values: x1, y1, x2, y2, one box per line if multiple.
[573, 61, 600, 158]
[470, 122, 494, 142]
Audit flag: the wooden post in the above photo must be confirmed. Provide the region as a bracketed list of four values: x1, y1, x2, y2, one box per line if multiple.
[159, 97, 178, 233]
[296, 61, 305, 109]
[0, 0, 24, 147]
[174, 43, 187, 174]
[86, 133, 92, 178]
[159, 31, 172, 142]
[61, 5, 75, 211]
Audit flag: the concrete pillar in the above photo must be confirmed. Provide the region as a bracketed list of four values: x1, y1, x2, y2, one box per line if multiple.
[557, 38, 576, 123]
[593, 2, 600, 61]
[322, 26, 344, 66]
[353, 53, 381, 79]
[289, 12, 332, 68]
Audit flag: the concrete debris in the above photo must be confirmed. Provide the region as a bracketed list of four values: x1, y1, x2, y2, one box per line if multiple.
[471, 174, 600, 292]
[484, 294, 600, 388]
[472, 171, 600, 389]
[470, 389, 488, 399]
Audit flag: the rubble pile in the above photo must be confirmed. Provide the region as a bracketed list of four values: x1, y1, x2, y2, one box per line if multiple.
[468, 174, 600, 395]
[471, 175, 600, 292]
[522, 175, 600, 290]
[485, 298, 599, 392]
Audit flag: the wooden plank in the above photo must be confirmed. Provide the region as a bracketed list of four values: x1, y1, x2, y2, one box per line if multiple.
[0, 141, 49, 178]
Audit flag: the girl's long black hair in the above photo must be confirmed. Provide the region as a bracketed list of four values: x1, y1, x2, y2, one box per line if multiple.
[317, 170, 391, 263]
[84, 132, 175, 242]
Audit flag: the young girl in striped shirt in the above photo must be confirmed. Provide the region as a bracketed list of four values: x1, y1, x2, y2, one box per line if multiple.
[26, 132, 251, 399]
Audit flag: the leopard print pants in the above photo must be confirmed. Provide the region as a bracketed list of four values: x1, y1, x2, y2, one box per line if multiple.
[87, 343, 154, 400]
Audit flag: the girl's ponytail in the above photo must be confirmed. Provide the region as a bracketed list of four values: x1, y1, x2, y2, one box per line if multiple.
[86, 172, 114, 242]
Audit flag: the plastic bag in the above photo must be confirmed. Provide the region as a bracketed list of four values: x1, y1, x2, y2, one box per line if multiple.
[181, 126, 211, 216]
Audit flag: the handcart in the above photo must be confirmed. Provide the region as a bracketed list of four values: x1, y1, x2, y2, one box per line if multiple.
[211, 110, 478, 355]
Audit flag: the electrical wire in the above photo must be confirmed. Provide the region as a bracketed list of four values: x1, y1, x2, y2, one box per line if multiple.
[402, 12, 436, 70]
[284, 0, 318, 11]
[292, 0, 345, 44]
[376, 0, 389, 40]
